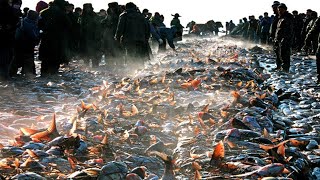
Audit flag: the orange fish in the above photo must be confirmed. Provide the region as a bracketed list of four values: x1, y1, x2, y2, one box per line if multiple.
[30, 114, 59, 142]
[210, 141, 225, 166]
[181, 79, 201, 90]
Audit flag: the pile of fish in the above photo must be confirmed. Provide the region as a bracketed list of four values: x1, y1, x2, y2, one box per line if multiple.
[0, 37, 320, 179]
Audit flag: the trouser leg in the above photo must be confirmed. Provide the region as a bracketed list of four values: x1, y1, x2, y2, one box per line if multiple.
[280, 45, 291, 72]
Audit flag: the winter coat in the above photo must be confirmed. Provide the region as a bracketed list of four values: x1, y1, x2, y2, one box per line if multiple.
[115, 9, 150, 45]
[80, 11, 102, 55]
[260, 17, 271, 33]
[170, 18, 183, 31]
[306, 17, 320, 54]
[159, 27, 176, 49]
[270, 15, 279, 40]
[0, 3, 20, 48]
[275, 11, 294, 46]
[15, 17, 40, 47]
[38, 4, 71, 62]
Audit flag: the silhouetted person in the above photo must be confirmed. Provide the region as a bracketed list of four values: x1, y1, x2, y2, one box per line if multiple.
[22, 7, 29, 18]
[274, 3, 294, 72]
[248, 15, 258, 42]
[38, 0, 71, 75]
[0, 0, 20, 80]
[115, 2, 151, 66]
[80, 3, 102, 68]
[305, 17, 320, 83]
[170, 13, 183, 41]
[304, 11, 318, 55]
[259, 12, 271, 44]
[101, 2, 123, 66]
[270, 1, 281, 44]
[229, 20, 236, 34]
[292, 10, 304, 51]
[12, 10, 40, 77]
[241, 17, 249, 39]
[158, 26, 177, 52]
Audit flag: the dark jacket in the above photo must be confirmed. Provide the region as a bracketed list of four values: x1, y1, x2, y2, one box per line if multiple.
[306, 17, 320, 52]
[275, 11, 294, 46]
[0, 3, 20, 48]
[115, 8, 150, 45]
[80, 11, 101, 49]
[38, 4, 71, 62]
[159, 27, 177, 49]
[15, 17, 40, 51]
[270, 15, 279, 40]
[170, 18, 183, 31]
[260, 17, 271, 33]
[292, 15, 304, 36]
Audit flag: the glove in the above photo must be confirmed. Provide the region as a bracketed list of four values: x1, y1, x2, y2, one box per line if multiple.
[159, 39, 164, 45]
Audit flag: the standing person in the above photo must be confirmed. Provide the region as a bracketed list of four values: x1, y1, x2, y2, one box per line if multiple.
[13, 10, 40, 77]
[241, 17, 249, 39]
[0, 0, 20, 80]
[170, 13, 184, 41]
[304, 11, 318, 55]
[260, 12, 271, 44]
[270, 1, 281, 44]
[38, 0, 71, 76]
[305, 17, 320, 83]
[274, 3, 294, 72]
[22, 7, 29, 18]
[229, 20, 236, 34]
[248, 15, 258, 42]
[80, 3, 102, 68]
[292, 10, 304, 51]
[11, 0, 22, 18]
[101, 2, 122, 66]
[115, 2, 150, 66]
[225, 22, 229, 35]
[301, 9, 313, 51]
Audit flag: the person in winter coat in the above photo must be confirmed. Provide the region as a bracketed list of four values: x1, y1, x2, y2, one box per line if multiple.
[0, 0, 20, 80]
[101, 2, 123, 66]
[158, 26, 177, 52]
[304, 11, 318, 55]
[80, 3, 102, 68]
[259, 12, 271, 44]
[11, 10, 40, 77]
[292, 10, 304, 51]
[274, 3, 294, 72]
[38, 0, 71, 76]
[170, 13, 184, 41]
[305, 17, 320, 83]
[115, 2, 150, 66]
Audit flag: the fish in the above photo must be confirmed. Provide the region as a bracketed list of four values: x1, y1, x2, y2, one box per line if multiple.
[30, 114, 59, 142]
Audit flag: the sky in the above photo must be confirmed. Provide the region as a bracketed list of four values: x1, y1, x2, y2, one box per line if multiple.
[22, 0, 320, 27]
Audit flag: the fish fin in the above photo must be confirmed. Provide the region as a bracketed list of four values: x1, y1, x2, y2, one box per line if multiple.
[26, 149, 38, 158]
[212, 140, 225, 160]
[68, 157, 77, 171]
[131, 104, 139, 116]
[192, 162, 202, 170]
[202, 104, 209, 113]
[101, 134, 108, 145]
[20, 157, 32, 167]
[20, 127, 39, 136]
[14, 158, 20, 168]
[194, 170, 202, 180]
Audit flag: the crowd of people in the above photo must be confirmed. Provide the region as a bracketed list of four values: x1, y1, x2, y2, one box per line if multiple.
[224, 1, 319, 82]
[1, 0, 320, 83]
[0, 0, 184, 80]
